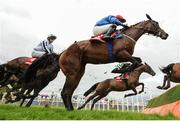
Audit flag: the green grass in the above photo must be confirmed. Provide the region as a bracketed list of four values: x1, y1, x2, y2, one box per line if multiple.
[147, 85, 180, 108]
[0, 104, 177, 120]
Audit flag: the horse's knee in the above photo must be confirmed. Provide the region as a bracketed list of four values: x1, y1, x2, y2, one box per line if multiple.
[164, 75, 168, 80]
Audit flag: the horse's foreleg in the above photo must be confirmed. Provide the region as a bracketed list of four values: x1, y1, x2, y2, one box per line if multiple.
[128, 56, 143, 71]
[61, 73, 78, 111]
[61, 66, 85, 111]
[77, 92, 98, 110]
[131, 57, 142, 63]
[163, 77, 171, 89]
[116, 50, 141, 68]
[124, 88, 137, 98]
[25, 89, 40, 107]
[157, 75, 168, 89]
[20, 89, 33, 107]
[138, 83, 144, 94]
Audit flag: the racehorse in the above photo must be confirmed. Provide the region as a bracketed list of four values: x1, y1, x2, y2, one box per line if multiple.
[0, 53, 60, 107]
[0, 57, 31, 87]
[77, 63, 155, 110]
[0, 57, 33, 103]
[24, 14, 168, 110]
[58, 14, 168, 110]
[14, 53, 60, 107]
[157, 63, 180, 89]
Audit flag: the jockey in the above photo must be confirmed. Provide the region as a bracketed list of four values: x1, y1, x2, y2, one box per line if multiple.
[112, 62, 132, 74]
[93, 15, 128, 40]
[32, 34, 57, 58]
[112, 62, 134, 81]
[112, 62, 141, 80]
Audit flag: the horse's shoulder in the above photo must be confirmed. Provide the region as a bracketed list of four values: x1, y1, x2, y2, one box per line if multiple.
[173, 63, 180, 71]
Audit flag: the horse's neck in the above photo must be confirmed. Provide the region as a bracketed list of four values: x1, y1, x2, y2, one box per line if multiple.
[123, 22, 146, 41]
[132, 66, 145, 79]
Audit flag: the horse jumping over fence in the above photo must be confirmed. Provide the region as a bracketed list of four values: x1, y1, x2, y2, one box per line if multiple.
[77, 63, 155, 110]
[24, 14, 168, 110]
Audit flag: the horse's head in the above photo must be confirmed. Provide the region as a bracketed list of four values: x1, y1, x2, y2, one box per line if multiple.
[143, 62, 156, 76]
[144, 14, 168, 40]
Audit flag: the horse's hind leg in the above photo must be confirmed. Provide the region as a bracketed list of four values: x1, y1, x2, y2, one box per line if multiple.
[77, 92, 98, 110]
[61, 66, 85, 111]
[157, 75, 168, 89]
[90, 92, 108, 110]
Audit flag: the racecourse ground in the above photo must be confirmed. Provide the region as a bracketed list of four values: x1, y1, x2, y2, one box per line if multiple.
[0, 104, 177, 120]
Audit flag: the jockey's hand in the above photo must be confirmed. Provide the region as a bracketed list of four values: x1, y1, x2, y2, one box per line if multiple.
[122, 24, 129, 29]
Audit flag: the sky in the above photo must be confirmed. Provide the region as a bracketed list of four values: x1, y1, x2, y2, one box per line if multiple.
[0, 0, 180, 99]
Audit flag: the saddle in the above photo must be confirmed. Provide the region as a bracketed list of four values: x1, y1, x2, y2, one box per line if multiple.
[90, 34, 105, 43]
[89, 31, 122, 43]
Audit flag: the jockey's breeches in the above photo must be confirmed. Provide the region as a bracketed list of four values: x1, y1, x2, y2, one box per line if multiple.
[93, 24, 114, 36]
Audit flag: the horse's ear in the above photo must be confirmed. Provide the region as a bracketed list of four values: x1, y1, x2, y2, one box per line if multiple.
[146, 14, 152, 20]
[144, 62, 148, 65]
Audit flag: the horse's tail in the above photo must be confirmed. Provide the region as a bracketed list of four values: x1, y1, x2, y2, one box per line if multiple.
[23, 53, 60, 82]
[84, 82, 99, 97]
[159, 63, 175, 74]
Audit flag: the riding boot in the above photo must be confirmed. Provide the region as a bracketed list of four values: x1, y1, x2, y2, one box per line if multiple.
[103, 25, 116, 41]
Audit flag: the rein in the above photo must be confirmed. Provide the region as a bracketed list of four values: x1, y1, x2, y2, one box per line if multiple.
[123, 34, 136, 43]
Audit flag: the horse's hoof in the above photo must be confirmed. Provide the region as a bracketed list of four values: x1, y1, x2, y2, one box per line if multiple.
[162, 87, 169, 90]
[67, 108, 73, 111]
[138, 91, 143, 94]
[77, 107, 81, 110]
[157, 86, 163, 89]
[5, 101, 9, 104]
[25, 105, 31, 108]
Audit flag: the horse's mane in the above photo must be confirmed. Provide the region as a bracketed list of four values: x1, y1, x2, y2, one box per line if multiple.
[130, 21, 145, 27]
[120, 21, 145, 33]
[23, 53, 60, 82]
[159, 63, 175, 74]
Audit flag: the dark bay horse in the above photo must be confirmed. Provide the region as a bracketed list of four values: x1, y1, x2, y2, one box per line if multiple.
[157, 63, 180, 89]
[58, 14, 168, 110]
[77, 63, 156, 110]
[0, 57, 30, 87]
[14, 53, 60, 107]
[0, 57, 32, 103]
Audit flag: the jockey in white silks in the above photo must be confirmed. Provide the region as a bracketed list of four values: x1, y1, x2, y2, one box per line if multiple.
[31, 34, 57, 58]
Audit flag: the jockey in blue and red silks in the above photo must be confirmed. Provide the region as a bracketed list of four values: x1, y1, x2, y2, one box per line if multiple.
[93, 15, 129, 40]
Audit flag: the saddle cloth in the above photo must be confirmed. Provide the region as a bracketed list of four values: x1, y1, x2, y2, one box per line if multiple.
[24, 57, 37, 65]
[114, 72, 130, 82]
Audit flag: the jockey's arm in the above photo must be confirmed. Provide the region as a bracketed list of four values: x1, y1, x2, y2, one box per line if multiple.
[42, 40, 51, 54]
[109, 17, 124, 26]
